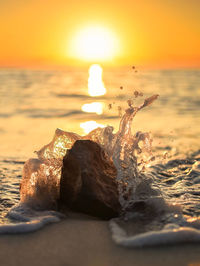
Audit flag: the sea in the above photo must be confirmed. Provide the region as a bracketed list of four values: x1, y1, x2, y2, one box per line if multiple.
[0, 65, 200, 246]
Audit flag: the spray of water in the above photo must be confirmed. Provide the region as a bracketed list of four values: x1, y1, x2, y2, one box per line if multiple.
[3, 93, 200, 248]
[20, 95, 159, 210]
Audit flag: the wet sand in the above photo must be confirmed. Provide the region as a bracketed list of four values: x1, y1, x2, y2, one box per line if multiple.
[0, 217, 200, 266]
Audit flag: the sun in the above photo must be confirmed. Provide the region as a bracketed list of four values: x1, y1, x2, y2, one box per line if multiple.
[69, 26, 119, 61]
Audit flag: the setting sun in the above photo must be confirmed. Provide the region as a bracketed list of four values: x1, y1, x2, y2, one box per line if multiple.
[69, 26, 119, 62]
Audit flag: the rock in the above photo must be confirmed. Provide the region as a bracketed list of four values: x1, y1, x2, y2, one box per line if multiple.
[59, 140, 121, 219]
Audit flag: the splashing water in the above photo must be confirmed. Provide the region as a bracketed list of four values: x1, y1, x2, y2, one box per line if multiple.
[1, 93, 200, 248]
[111, 95, 159, 209]
[19, 95, 158, 212]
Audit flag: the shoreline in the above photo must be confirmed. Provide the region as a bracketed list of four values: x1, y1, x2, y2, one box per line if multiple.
[0, 217, 200, 266]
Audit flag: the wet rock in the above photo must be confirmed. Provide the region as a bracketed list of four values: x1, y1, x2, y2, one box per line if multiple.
[59, 140, 120, 219]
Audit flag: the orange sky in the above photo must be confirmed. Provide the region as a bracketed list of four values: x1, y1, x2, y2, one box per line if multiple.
[0, 0, 199, 68]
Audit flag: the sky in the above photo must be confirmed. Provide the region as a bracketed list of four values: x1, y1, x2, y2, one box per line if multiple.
[0, 0, 199, 68]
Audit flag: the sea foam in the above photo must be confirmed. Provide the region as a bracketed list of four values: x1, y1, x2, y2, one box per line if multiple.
[110, 219, 200, 247]
[0, 203, 63, 234]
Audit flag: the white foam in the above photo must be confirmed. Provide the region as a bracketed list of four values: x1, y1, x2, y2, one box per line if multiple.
[109, 220, 200, 247]
[0, 203, 62, 234]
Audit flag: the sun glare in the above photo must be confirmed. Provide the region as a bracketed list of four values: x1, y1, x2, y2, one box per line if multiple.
[69, 26, 119, 61]
[81, 102, 103, 115]
[88, 64, 106, 96]
[80, 121, 105, 134]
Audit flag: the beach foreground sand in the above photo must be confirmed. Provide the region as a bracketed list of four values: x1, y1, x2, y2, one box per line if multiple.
[0, 215, 200, 266]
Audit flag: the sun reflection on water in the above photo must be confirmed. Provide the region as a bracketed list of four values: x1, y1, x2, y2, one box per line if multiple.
[81, 102, 103, 115]
[88, 64, 106, 97]
[80, 64, 106, 134]
[80, 121, 105, 134]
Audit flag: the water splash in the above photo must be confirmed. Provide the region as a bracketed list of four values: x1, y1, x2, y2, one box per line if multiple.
[1, 92, 200, 248]
[19, 95, 159, 211]
[111, 95, 159, 209]
[20, 129, 81, 209]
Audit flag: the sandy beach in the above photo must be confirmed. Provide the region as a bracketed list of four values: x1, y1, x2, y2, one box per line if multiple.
[0, 216, 200, 266]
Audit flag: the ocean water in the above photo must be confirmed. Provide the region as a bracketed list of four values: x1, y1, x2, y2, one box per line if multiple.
[0, 66, 200, 246]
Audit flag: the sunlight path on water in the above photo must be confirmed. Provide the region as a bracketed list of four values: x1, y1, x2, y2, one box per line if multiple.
[80, 121, 105, 134]
[88, 64, 106, 97]
[80, 64, 106, 134]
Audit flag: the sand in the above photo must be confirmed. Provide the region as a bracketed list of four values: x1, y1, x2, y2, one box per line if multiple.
[0, 215, 200, 266]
